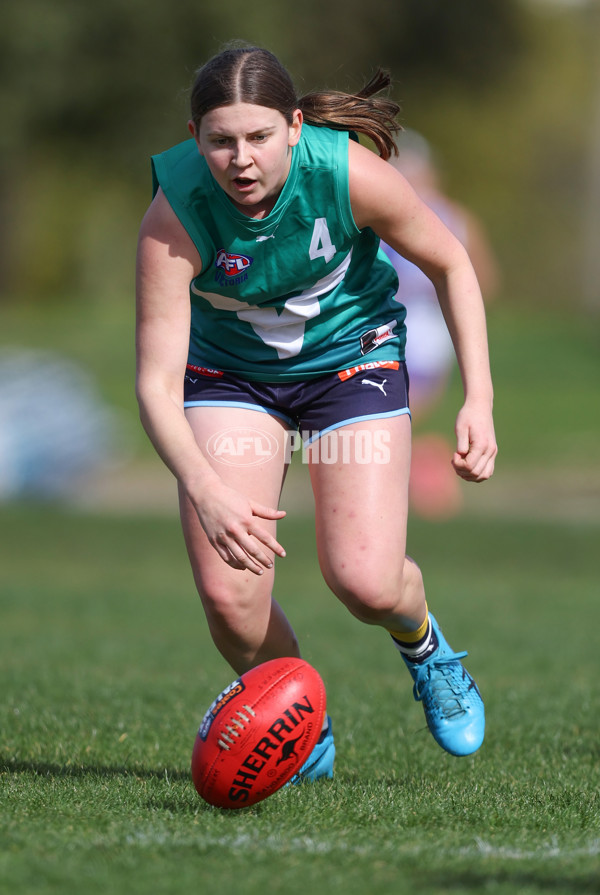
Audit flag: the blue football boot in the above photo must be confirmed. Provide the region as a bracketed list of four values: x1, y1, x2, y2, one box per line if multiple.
[401, 614, 485, 756]
[290, 715, 335, 784]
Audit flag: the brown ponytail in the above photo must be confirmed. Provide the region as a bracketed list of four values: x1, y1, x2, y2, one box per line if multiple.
[298, 70, 401, 160]
[190, 47, 401, 160]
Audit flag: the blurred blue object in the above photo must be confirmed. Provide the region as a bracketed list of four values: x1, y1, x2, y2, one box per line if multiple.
[0, 347, 121, 500]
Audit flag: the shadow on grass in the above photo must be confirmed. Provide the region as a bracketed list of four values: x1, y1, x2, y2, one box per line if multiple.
[3, 758, 277, 816]
[427, 870, 600, 893]
[1, 758, 190, 782]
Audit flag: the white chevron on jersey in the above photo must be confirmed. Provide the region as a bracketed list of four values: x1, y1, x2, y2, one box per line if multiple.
[190, 250, 353, 359]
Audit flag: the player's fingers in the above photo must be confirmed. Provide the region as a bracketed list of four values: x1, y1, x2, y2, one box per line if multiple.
[470, 439, 497, 479]
[465, 452, 488, 480]
[211, 504, 286, 570]
[248, 526, 286, 559]
[224, 542, 267, 575]
[475, 452, 496, 482]
[452, 445, 496, 482]
[452, 447, 480, 479]
[224, 524, 285, 571]
[250, 501, 287, 521]
[239, 536, 278, 570]
[455, 426, 470, 457]
[212, 530, 266, 574]
[214, 542, 246, 570]
[451, 450, 474, 474]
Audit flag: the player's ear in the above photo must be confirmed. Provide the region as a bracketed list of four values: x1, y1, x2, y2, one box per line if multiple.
[288, 109, 303, 147]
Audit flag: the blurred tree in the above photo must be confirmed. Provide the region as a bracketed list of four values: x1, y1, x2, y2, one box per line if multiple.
[0, 0, 536, 298]
[0, 0, 525, 161]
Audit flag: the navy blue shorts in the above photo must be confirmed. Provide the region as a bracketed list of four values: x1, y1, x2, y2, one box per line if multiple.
[183, 360, 410, 444]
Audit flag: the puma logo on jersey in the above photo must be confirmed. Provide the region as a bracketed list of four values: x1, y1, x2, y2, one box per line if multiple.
[256, 224, 279, 243]
[362, 378, 388, 396]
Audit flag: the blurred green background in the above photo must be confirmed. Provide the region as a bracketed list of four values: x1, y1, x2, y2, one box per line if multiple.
[0, 0, 598, 512]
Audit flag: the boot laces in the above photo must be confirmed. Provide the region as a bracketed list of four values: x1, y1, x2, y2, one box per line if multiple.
[412, 650, 470, 718]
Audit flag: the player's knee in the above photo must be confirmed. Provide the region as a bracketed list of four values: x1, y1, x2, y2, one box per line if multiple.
[328, 574, 403, 623]
[326, 557, 422, 624]
[198, 580, 256, 629]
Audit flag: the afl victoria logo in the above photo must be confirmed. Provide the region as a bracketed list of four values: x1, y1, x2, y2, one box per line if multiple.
[207, 427, 279, 467]
[215, 249, 253, 276]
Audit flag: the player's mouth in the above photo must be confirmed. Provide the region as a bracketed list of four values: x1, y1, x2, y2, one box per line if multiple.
[232, 176, 257, 192]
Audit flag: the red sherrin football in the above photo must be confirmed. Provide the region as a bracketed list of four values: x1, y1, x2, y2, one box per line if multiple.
[191, 657, 326, 809]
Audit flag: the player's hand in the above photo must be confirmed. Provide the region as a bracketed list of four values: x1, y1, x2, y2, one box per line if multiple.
[195, 481, 286, 574]
[452, 401, 497, 482]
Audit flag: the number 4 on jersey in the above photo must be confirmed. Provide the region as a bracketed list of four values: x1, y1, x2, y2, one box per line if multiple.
[309, 218, 336, 263]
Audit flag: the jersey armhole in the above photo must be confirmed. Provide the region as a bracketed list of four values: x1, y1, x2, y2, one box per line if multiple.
[334, 130, 362, 240]
[151, 155, 212, 269]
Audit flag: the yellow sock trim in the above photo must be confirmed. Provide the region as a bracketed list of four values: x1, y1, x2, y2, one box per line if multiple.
[388, 608, 429, 643]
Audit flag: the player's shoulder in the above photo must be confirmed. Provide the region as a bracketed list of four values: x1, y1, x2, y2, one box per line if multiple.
[138, 188, 201, 270]
[297, 123, 348, 166]
[347, 138, 398, 183]
[348, 141, 415, 230]
[152, 138, 212, 208]
[140, 187, 181, 235]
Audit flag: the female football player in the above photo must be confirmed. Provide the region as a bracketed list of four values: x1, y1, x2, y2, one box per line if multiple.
[135, 44, 497, 781]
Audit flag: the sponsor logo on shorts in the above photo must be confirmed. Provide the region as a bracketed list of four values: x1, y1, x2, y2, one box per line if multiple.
[337, 360, 399, 381]
[362, 378, 388, 396]
[359, 320, 398, 355]
[186, 364, 224, 379]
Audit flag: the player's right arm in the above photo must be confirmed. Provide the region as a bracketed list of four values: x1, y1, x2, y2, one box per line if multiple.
[135, 188, 285, 572]
[135, 188, 210, 492]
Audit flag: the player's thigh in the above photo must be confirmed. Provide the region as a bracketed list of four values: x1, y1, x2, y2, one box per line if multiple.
[308, 415, 412, 601]
[180, 406, 290, 608]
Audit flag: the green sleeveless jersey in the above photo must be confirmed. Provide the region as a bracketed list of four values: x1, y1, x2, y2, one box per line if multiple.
[151, 125, 406, 381]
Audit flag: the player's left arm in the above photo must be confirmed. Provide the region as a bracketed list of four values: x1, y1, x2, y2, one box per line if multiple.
[348, 140, 497, 482]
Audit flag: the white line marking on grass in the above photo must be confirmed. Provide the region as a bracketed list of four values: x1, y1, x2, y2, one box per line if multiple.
[469, 837, 600, 861]
[123, 829, 600, 862]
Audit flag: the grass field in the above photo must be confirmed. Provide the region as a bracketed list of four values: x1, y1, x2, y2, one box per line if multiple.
[1, 502, 599, 895]
[1, 298, 599, 893]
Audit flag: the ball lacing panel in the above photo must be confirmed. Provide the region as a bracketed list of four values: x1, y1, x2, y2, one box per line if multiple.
[217, 705, 256, 750]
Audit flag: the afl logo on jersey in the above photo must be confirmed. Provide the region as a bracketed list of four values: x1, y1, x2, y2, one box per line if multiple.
[215, 249, 253, 277]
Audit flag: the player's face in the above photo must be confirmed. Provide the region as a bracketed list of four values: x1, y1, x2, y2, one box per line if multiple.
[191, 103, 303, 218]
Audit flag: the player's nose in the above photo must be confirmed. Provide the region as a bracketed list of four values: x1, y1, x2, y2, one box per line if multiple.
[232, 140, 251, 167]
